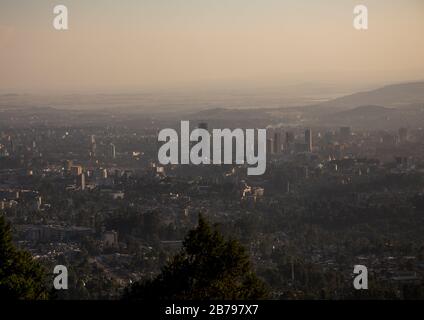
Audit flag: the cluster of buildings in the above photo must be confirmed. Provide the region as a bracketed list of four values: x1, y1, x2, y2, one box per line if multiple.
[1, 120, 424, 298]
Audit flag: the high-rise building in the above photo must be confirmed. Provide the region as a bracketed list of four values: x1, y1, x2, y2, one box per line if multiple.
[90, 135, 97, 158]
[305, 129, 313, 152]
[7, 136, 14, 155]
[0, 145, 6, 157]
[109, 143, 116, 159]
[71, 165, 83, 176]
[285, 132, 294, 150]
[77, 173, 86, 191]
[102, 231, 118, 248]
[35, 196, 42, 210]
[266, 138, 274, 156]
[273, 131, 283, 154]
[65, 160, 73, 172]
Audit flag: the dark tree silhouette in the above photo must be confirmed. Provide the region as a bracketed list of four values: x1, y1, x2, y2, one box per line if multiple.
[0, 216, 49, 300]
[124, 215, 268, 300]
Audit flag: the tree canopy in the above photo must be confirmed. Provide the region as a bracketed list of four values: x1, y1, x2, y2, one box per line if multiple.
[124, 215, 268, 300]
[0, 215, 49, 300]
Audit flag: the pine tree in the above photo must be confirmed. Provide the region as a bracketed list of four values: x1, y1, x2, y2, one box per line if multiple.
[0, 216, 49, 300]
[124, 215, 268, 300]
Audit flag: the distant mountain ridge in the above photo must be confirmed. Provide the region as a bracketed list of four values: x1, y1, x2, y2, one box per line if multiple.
[185, 81, 424, 129]
[1, 81, 424, 119]
[318, 81, 424, 109]
[335, 105, 393, 116]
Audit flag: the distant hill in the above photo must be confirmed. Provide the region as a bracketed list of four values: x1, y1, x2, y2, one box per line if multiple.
[316, 103, 424, 129]
[184, 81, 424, 129]
[319, 82, 424, 109]
[335, 105, 393, 117]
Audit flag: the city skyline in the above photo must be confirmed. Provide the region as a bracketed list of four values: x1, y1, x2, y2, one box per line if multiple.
[2, 1, 424, 304]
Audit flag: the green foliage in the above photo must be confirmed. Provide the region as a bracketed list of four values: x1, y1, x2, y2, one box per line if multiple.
[124, 215, 268, 300]
[0, 216, 49, 300]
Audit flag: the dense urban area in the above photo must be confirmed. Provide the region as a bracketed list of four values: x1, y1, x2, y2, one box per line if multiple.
[2, 93, 424, 299]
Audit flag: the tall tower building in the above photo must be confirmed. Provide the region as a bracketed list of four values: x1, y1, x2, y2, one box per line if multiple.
[8, 136, 14, 155]
[109, 143, 116, 159]
[90, 135, 97, 158]
[305, 129, 313, 152]
[285, 132, 294, 150]
[273, 131, 283, 154]
[65, 160, 73, 172]
[266, 138, 274, 156]
[71, 165, 83, 176]
[78, 173, 86, 191]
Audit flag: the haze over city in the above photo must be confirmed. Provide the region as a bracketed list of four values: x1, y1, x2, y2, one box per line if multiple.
[1, 0, 424, 98]
[3, 0, 424, 306]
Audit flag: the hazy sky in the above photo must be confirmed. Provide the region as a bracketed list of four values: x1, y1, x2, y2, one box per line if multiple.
[1, 0, 423, 93]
